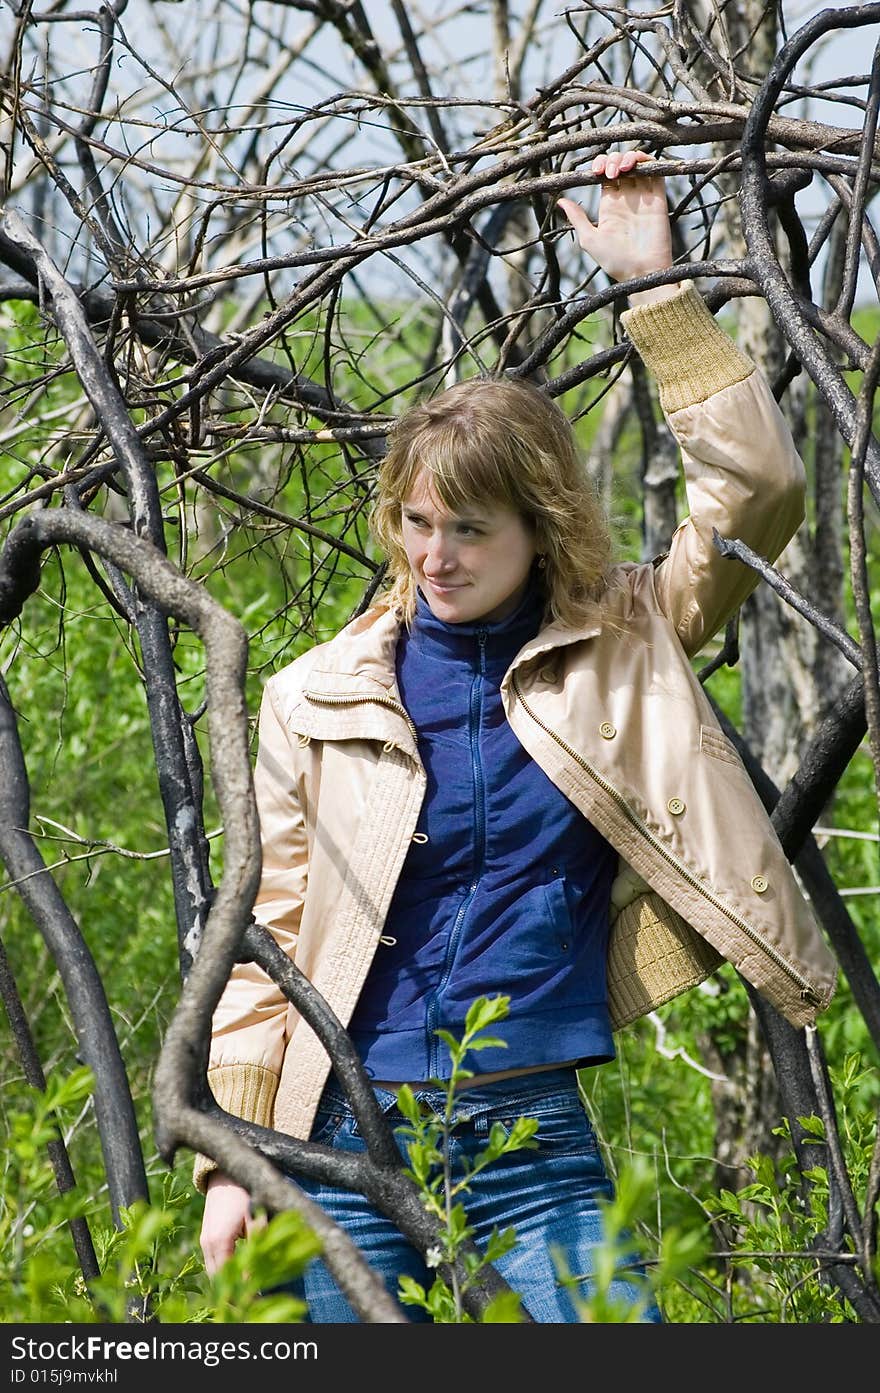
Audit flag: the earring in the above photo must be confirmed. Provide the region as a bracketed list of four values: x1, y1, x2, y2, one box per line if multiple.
[537, 554, 547, 570]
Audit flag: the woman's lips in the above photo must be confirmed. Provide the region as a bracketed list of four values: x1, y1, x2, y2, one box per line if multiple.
[425, 578, 466, 592]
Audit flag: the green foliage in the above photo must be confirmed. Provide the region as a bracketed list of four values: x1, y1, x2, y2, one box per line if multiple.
[394, 995, 534, 1323]
[694, 1068, 878, 1324]
[1, 1067, 97, 1322]
[1, 1071, 318, 1323]
[584, 1017, 880, 1323]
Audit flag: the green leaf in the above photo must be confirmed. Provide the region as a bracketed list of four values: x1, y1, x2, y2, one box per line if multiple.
[796, 1115, 826, 1139]
[464, 996, 510, 1035]
[395, 1084, 419, 1124]
[446, 1203, 473, 1244]
[476, 1117, 539, 1167]
[483, 1226, 518, 1263]
[404, 1143, 437, 1185]
[425, 1277, 460, 1321]
[397, 1275, 428, 1306]
[479, 1290, 525, 1323]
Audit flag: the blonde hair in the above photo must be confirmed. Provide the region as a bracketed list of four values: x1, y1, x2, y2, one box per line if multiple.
[370, 376, 612, 627]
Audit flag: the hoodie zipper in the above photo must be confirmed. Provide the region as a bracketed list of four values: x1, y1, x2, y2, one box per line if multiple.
[511, 672, 822, 1007]
[426, 626, 489, 1074]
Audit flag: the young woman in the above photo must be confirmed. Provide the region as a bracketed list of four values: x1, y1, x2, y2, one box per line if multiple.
[195, 151, 837, 1322]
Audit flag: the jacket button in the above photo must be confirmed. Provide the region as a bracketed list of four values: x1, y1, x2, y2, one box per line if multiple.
[751, 875, 769, 894]
[599, 721, 616, 739]
[667, 797, 686, 816]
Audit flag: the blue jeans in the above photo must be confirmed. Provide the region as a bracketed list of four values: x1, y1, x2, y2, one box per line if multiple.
[281, 1067, 662, 1323]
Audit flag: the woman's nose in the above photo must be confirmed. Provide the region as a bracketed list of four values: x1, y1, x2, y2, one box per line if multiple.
[426, 531, 456, 571]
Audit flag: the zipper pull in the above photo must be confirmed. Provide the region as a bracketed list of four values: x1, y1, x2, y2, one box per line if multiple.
[477, 626, 488, 673]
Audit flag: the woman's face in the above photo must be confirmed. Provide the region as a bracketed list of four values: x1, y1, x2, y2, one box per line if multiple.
[401, 471, 538, 624]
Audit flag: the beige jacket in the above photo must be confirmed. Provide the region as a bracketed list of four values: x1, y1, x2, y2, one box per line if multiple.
[194, 287, 838, 1190]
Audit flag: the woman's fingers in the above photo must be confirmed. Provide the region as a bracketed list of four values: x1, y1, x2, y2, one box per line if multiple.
[201, 1230, 238, 1276]
[591, 149, 654, 181]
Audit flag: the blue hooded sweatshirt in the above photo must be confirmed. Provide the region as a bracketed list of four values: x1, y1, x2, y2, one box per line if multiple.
[347, 573, 617, 1079]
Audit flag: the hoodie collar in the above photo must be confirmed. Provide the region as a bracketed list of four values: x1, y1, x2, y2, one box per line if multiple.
[406, 570, 547, 672]
[304, 565, 614, 698]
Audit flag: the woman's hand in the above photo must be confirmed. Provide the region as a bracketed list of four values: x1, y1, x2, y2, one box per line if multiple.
[199, 1173, 261, 1276]
[556, 150, 679, 307]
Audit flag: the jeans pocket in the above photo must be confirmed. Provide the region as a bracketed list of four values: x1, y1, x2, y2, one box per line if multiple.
[309, 1107, 348, 1147]
[497, 1097, 599, 1159]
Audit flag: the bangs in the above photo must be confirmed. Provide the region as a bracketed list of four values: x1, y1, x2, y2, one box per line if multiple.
[394, 421, 518, 514]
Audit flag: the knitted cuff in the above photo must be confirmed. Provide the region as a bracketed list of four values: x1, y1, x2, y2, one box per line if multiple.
[191, 1063, 279, 1195]
[620, 284, 754, 415]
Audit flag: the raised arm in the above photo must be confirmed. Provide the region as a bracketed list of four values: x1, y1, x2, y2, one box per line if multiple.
[558, 151, 806, 656]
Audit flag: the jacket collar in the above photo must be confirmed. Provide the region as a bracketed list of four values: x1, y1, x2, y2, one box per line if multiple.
[298, 580, 613, 758]
[304, 605, 401, 696]
[305, 589, 607, 694]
